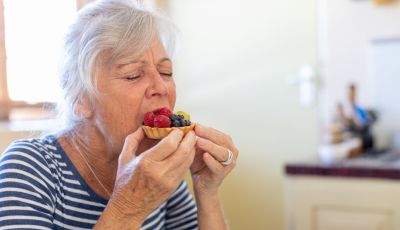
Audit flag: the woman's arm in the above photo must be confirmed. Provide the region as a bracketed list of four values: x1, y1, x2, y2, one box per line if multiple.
[195, 190, 227, 230]
[191, 123, 239, 230]
[94, 128, 197, 229]
[93, 200, 144, 230]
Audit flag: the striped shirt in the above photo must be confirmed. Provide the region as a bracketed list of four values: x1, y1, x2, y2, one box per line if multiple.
[0, 135, 198, 229]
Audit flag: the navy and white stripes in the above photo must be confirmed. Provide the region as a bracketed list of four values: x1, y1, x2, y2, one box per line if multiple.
[0, 135, 198, 229]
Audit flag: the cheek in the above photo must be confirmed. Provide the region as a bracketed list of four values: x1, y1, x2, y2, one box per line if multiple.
[169, 81, 177, 107]
[120, 94, 143, 120]
[99, 89, 143, 123]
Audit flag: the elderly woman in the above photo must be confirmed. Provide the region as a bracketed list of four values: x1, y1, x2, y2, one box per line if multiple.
[0, 0, 238, 229]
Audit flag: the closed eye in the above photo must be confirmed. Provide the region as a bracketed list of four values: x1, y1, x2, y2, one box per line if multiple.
[125, 73, 141, 81]
[160, 72, 173, 77]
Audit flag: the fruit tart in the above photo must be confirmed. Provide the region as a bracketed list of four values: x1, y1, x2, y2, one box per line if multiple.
[142, 107, 194, 139]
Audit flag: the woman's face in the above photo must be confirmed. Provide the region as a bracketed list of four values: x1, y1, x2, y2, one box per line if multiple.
[91, 39, 176, 151]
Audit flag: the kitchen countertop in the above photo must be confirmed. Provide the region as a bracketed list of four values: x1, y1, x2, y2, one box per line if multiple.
[285, 151, 400, 180]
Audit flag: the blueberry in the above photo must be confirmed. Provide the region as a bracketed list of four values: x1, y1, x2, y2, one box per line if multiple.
[172, 120, 181, 127]
[170, 114, 179, 121]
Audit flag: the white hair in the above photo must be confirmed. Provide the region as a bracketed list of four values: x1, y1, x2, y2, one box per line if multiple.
[56, 0, 178, 130]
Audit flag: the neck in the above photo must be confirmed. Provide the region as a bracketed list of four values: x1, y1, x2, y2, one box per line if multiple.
[57, 125, 119, 198]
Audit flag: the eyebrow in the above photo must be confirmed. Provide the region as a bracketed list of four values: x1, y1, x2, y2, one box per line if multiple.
[157, 57, 172, 65]
[117, 57, 172, 68]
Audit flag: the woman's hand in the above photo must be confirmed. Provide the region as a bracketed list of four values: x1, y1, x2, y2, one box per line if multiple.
[106, 128, 196, 225]
[191, 124, 239, 196]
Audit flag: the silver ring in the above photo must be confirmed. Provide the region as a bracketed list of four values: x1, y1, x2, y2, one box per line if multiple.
[220, 149, 233, 166]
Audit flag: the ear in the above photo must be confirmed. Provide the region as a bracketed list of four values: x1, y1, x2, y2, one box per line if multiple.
[75, 97, 93, 119]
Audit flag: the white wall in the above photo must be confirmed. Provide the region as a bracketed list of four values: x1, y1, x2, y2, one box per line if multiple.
[319, 0, 400, 124]
[369, 40, 400, 149]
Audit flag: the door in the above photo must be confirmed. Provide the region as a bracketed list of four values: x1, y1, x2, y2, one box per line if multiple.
[168, 1, 319, 229]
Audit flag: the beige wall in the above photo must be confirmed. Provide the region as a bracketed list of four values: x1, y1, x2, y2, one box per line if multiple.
[0, 120, 53, 153]
[0, 130, 37, 153]
[168, 0, 319, 229]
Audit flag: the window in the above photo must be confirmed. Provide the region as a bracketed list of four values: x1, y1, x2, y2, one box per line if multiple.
[0, 0, 166, 121]
[0, 0, 77, 121]
[4, 0, 76, 103]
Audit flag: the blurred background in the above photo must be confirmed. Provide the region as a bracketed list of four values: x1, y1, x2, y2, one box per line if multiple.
[1, 0, 400, 229]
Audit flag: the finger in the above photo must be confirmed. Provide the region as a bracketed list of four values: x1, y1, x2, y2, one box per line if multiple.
[120, 128, 145, 161]
[142, 129, 184, 161]
[190, 148, 205, 173]
[195, 124, 239, 160]
[196, 137, 229, 162]
[136, 138, 160, 156]
[194, 123, 233, 148]
[165, 131, 197, 171]
[203, 152, 225, 175]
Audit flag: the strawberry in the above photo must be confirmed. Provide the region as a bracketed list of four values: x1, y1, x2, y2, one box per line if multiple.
[155, 107, 172, 118]
[153, 115, 171, 128]
[144, 112, 155, 127]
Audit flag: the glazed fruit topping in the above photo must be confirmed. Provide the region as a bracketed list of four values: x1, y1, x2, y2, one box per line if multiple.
[144, 107, 191, 128]
[153, 115, 171, 128]
[176, 111, 190, 121]
[144, 112, 155, 127]
[156, 107, 172, 118]
[170, 114, 191, 127]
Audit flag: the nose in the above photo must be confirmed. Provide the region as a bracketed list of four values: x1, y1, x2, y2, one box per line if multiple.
[145, 69, 168, 98]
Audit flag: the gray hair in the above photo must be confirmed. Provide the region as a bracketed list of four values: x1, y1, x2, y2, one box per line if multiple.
[56, 0, 177, 130]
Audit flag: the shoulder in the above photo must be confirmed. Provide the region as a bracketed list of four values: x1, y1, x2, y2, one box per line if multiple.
[0, 136, 61, 226]
[0, 135, 63, 187]
[1, 135, 59, 168]
[0, 135, 61, 205]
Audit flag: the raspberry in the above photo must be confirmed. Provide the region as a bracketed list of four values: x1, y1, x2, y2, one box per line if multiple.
[153, 115, 171, 128]
[144, 112, 155, 127]
[155, 107, 172, 118]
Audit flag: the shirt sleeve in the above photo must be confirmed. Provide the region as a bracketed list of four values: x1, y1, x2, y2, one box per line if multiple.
[0, 141, 55, 230]
[165, 180, 198, 230]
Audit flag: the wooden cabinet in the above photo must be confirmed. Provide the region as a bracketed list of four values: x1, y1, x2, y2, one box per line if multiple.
[285, 176, 400, 230]
[314, 207, 391, 230]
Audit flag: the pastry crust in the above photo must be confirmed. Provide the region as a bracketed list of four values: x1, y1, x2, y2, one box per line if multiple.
[142, 124, 195, 139]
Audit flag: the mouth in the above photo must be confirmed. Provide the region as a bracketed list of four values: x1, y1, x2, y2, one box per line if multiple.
[153, 106, 171, 113]
[145, 106, 173, 115]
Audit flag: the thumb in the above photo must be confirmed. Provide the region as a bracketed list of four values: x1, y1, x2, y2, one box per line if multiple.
[119, 128, 145, 165]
